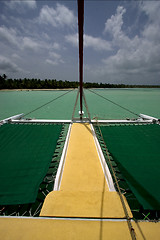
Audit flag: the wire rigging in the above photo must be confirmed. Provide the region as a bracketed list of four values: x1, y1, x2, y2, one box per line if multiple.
[87, 89, 139, 118]
[94, 119, 137, 240]
[72, 88, 80, 120]
[22, 89, 74, 118]
[83, 89, 91, 120]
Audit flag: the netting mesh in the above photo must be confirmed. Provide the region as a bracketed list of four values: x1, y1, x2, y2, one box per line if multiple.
[0, 123, 62, 205]
[100, 124, 160, 211]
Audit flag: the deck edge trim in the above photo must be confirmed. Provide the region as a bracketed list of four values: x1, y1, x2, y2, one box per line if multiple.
[53, 123, 72, 191]
[90, 123, 116, 192]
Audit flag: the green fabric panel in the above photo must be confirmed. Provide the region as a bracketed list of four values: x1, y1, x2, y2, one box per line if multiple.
[0, 124, 62, 205]
[100, 124, 160, 210]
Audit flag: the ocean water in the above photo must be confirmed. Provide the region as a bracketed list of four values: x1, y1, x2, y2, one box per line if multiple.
[85, 88, 160, 119]
[0, 88, 160, 120]
[0, 90, 77, 120]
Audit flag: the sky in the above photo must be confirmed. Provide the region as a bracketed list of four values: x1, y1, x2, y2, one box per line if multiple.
[0, 0, 160, 85]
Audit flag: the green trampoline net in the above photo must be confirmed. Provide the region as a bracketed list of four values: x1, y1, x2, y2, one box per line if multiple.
[100, 124, 160, 211]
[0, 123, 62, 205]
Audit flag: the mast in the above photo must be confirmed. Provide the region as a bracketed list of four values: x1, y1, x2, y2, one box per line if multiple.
[78, 0, 84, 119]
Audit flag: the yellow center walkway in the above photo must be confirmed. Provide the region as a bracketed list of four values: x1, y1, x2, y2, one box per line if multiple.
[1, 217, 160, 240]
[60, 123, 109, 192]
[40, 123, 131, 218]
[0, 123, 160, 239]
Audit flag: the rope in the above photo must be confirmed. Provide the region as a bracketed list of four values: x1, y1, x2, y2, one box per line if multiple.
[72, 88, 80, 120]
[72, 88, 91, 120]
[22, 89, 74, 118]
[93, 118, 137, 240]
[87, 89, 139, 118]
[83, 89, 91, 121]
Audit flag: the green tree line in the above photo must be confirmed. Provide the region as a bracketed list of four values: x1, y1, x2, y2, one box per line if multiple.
[0, 74, 160, 89]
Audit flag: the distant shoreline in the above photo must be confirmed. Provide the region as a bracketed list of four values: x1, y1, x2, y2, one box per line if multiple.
[0, 88, 76, 91]
[1, 76, 160, 89]
[1, 87, 160, 92]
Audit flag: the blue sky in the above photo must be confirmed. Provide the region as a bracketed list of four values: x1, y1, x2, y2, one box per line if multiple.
[0, 0, 160, 85]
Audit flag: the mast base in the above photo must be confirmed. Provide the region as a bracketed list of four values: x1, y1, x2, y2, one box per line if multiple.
[79, 111, 84, 120]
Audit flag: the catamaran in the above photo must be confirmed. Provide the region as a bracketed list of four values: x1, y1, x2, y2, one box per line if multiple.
[0, 1, 160, 239]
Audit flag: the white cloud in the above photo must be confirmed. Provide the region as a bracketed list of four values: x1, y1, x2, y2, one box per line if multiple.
[140, 2, 160, 45]
[65, 33, 111, 51]
[49, 52, 61, 60]
[5, 0, 37, 10]
[142, 24, 160, 44]
[42, 32, 50, 41]
[46, 58, 64, 66]
[22, 37, 41, 52]
[65, 33, 78, 46]
[39, 4, 76, 28]
[0, 25, 49, 53]
[46, 59, 58, 66]
[104, 6, 126, 37]
[12, 53, 21, 59]
[140, 1, 160, 22]
[85, 34, 111, 51]
[103, 5, 134, 50]
[0, 56, 20, 73]
[102, 48, 147, 74]
[99, 45, 160, 83]
[1, 1, 160, 84]
[46, 51, 64, 66]
[0, 26, 19, 47]
[52, 42, 61, 50]
[86, 3, 160, 84]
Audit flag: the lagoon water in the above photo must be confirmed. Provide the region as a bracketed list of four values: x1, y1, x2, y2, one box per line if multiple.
[0, 88, 160, 120]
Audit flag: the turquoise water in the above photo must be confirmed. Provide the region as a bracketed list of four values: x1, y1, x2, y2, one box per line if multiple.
[0, 88, 160, 120]
[0, 90, 77, 120]
[85, 88, 160, 119]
